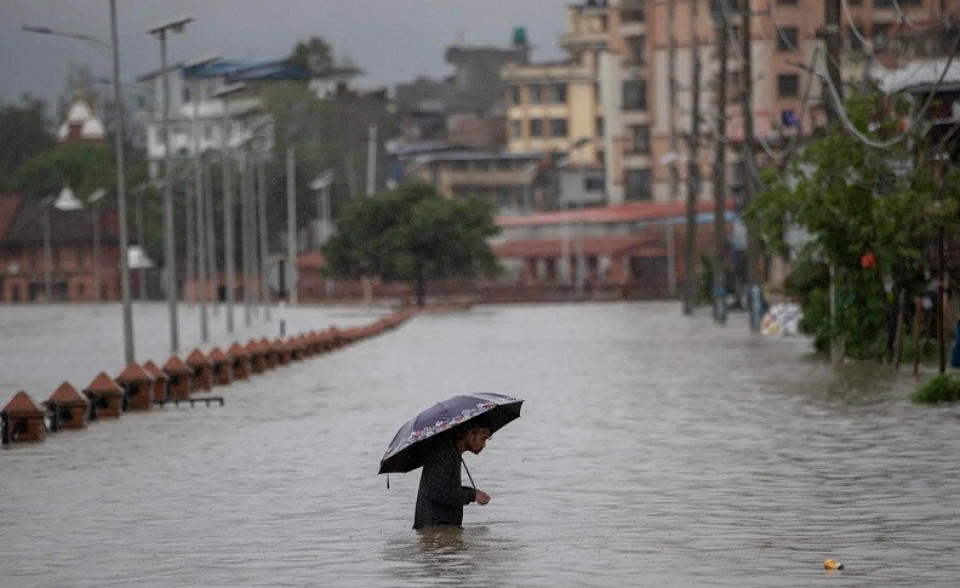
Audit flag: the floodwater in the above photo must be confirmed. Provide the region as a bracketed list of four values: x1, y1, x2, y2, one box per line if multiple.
[1, 301, 959, 587]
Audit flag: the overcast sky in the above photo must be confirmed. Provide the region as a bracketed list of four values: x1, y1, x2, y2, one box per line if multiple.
[0, 0, 568, 109]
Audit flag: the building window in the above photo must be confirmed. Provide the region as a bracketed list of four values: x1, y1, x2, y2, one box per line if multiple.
[508, 87, 520, 106]
[530, 119, 544, 137]
[547, 84, 567, 103]
[777, 27, 798, 52]
[182, 87, 191, 104]
[623, 80, 647, 111]
[596, 117, 604, 138]
[628, 36, 646, 65]
[550, 118, 568, 137]
[529, 85, 542, 104]
[778, 74, 799, 98]
[511, 119, 523, 139]
[204, 124, 214, 141]
[584, 176, 605, 192]
[625, 169, 653, 201]
[778, 0, 797, 5]
[621, 0, 645, 21]
[630, 125, 650, 154]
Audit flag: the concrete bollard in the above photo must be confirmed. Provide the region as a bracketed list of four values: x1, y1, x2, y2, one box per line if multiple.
[2, 391, 47, 444]
[44, 382, 89, 429]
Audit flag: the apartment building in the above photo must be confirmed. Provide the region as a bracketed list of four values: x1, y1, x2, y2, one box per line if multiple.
[502, 2, 607, 170]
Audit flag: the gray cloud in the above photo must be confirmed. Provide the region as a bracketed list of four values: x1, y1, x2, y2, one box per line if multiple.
[1, 0, 568, 108]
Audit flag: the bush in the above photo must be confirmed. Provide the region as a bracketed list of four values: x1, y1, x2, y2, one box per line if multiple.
[912, 374, 960, 404]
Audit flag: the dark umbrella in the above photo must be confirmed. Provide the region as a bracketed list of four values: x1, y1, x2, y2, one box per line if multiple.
[379, 392, 523, 476]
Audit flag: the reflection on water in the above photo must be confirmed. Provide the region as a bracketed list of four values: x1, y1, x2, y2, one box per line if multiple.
[383, 525, 521, 586]
[2, 302, 959, 587]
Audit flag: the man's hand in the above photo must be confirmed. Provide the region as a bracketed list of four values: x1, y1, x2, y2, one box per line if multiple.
[475, 490, 491, 505]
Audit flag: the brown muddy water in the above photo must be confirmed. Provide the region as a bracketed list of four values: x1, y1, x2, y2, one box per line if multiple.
[1, 301, 958, 587]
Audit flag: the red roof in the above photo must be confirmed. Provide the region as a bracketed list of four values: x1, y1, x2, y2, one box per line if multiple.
[494, 236, 666, 258]
[227, 342, 250, 358]
[185, 348, 212, 367]
[297, 251, 326, 270]
[162, 355, 192, 375]
[143, 360, 168, 381]
[2, 390, 43, 415]
[116, 363, 152, 383]
[208, 347, 230, 363]
[497, 200, 729, 228]
[84, 372, 123, 395]
[47, 382, 87, 405]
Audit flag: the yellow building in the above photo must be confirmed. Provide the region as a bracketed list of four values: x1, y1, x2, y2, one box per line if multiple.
[502, 1, 609, 166]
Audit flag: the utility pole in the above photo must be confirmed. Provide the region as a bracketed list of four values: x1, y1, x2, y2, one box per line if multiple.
[712, 0, 729, 324]
[824, 0, 843, 124]
[668, 0, 679, 202]
[741, 0, 763, 332]
[221, 96, 236, 332]
[823, 0, 843, 361]
[286, 147, 298, 305]
[366, 124, 378, 196]
[683, 0, 702, 316]
[667, 0, 680, 297]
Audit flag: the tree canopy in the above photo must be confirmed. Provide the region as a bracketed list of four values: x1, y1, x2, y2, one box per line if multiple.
[0, 95, 56, 192]
[322, 182, 501, 307]
[747, 90, 957, 359]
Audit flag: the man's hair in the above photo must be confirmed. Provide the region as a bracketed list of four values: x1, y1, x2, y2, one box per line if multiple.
[453, 417, 491, 440]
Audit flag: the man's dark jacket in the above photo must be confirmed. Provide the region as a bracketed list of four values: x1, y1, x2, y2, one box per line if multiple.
[413, 441, 475, 529]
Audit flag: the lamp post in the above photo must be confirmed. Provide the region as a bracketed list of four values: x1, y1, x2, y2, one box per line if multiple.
[22, 0, 136, 365]
[148, 14, 193, 353]
[40, 195, 55, 302]
[212, 82, 247, 333]
[185, 53, 221, 342]
[86, 188, 107, 302]
[130, 182, 151, 300]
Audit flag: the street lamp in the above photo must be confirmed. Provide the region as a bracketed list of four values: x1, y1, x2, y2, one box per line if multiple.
[237, 116, 274, 326]
[185, 53, 221, 343]
[148, 14, 193, 353]
[40, 195, 55, 302]
[21, 5, 136, 365]
[87, 188, 107, 302]
[211, 81, 247, 333]
[25, 4, 138, 363]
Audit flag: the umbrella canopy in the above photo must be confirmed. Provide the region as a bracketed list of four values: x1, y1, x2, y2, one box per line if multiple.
[379, 392, 523, 475]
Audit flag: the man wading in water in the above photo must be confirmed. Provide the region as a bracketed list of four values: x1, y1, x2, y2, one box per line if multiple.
[413, 420, 492, 530]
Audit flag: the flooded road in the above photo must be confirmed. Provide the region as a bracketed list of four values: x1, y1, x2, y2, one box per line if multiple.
[1, 302, 959, 586]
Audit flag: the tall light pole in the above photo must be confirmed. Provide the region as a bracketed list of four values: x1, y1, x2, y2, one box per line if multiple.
[22, 0, 136, 364]
[148, 15, 193, 353]
[185, 53, 220, 342]
[212, 82, 247, 332]
[40, 195, 56, 302]
[86, 188, 107, 302]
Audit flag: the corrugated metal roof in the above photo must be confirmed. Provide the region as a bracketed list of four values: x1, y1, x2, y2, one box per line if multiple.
[497, 200, 734, 228]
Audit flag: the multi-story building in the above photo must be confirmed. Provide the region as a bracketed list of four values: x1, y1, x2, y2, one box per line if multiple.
[503, 2, 607, 170]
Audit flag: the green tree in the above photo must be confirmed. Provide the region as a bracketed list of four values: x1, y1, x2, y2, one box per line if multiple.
[747, 90, 954, 360]
[288, 37, 333, 72]
[322, 182, 501, 307]
[0, 95, 56, 192]
[13, 142, 115, 200]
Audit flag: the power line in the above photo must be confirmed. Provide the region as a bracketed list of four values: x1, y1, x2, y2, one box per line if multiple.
[799, 27, 960, 149]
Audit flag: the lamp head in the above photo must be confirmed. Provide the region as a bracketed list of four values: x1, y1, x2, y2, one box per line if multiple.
[54, 185, 84, 211]
[88, 188, 107, 203]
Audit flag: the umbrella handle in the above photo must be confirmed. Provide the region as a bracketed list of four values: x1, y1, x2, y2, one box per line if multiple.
[458, 453, 476, 490]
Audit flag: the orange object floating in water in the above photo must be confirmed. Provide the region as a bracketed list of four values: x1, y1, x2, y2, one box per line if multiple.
[823, 558, 844, 571]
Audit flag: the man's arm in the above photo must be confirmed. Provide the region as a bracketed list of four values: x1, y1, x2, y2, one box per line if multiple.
[422, 451, 476, 506]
